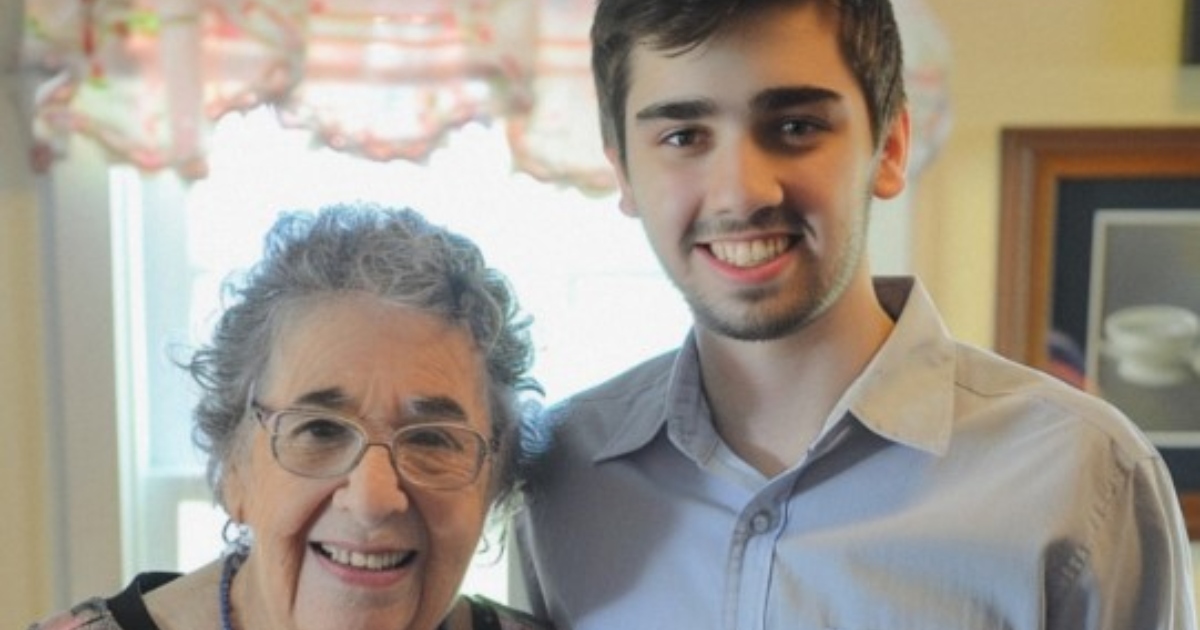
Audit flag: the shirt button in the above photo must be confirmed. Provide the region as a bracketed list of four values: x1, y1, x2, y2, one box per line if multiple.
[749, 511, 773, 534]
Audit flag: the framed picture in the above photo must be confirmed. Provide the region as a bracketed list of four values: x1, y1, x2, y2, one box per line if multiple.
[996, 127, 1200, 537]
[1188, 0, 1200, 65]
[1085, 211, 1200, 442]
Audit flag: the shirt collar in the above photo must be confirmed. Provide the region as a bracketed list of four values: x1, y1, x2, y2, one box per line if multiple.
[591, 276, 958, 462]
[842, 277, 956, 456]
[591, 333, 705, 463]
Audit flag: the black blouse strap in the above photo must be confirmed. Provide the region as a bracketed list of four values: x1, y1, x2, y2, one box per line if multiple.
[106, 572, 180, 630]
[467, 594, 504, 629]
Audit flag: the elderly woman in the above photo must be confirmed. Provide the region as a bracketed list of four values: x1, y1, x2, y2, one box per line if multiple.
[30, 203, 550, 630]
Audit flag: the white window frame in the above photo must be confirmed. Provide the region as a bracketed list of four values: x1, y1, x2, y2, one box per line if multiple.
[39, 115, 913, 610]
[40, 136, 126, 605]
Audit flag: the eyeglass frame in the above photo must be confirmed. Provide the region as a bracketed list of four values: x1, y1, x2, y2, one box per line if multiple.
[249, 399, 497, 491]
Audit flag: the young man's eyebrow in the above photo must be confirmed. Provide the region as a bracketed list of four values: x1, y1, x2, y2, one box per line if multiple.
[634, 98, 717, 123]
[633, 87, 841, 124]
[751, 86, 842, 112]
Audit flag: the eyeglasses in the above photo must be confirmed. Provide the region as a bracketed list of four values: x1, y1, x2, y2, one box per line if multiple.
[251, 402, 494, 491]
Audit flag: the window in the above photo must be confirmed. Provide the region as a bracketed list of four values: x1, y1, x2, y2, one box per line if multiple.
[110, 108, 692, 601]
[45, 105, 911, 607]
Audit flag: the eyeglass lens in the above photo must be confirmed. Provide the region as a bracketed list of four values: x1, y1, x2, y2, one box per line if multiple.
[269, 411, 487, 489]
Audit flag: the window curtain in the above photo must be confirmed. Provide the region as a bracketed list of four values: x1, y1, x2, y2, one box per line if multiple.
[19, 0, 951, 194]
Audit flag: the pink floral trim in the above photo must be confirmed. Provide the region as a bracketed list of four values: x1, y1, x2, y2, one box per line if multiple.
[27, 598, 117, 630]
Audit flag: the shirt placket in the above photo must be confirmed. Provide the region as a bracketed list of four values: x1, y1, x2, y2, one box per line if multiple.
[726, 493, 785, 630]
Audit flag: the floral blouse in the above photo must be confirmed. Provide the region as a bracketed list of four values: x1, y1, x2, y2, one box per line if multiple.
[28, 573, 550, 630]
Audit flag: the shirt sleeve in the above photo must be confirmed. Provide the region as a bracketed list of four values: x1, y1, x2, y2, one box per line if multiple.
[1053, 454, 1197, 630]
[511, 512, 550, 621]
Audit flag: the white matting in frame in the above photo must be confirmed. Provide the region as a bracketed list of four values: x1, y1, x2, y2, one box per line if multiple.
[1085, 209, 1200, 447]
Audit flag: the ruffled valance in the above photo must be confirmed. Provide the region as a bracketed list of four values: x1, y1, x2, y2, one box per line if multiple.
[16, 0, 952, 194]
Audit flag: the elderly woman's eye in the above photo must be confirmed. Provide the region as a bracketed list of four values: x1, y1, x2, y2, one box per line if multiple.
[289, 417, 354, 443]
[401, 426, 464, 451]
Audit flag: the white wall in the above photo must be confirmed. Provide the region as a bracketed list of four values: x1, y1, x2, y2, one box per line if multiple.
[0, 0, 52, 624]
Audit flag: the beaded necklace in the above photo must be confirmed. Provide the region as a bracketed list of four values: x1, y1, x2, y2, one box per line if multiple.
[216, 550, 457, 630]
[218, 550, 246, 630]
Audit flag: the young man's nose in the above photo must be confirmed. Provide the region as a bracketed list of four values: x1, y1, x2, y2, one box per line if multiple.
[706, 137, 785, 216]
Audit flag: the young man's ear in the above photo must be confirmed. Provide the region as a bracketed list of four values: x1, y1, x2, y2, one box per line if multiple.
[605, 146, 639, 217]
[871, 107, 911, 201]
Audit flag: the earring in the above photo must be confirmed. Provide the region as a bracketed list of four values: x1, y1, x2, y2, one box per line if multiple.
[222, 519, 254, 559]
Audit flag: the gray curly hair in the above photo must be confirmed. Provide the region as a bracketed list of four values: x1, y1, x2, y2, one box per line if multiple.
[185, 202, 540, 516]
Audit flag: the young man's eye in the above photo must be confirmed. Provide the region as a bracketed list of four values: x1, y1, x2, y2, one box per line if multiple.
[662, 128, 701, 148]
[780, 118, 827, 137]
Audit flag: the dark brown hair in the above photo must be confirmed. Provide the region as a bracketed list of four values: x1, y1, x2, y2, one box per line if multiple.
[591, 0, 906, 163]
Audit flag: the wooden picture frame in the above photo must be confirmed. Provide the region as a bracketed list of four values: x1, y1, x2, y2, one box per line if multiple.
[996, 126, 1200, 538]
[1187, 0, 1200, 65]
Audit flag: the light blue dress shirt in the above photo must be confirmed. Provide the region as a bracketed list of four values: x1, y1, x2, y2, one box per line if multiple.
[516, 277, 1196, 630]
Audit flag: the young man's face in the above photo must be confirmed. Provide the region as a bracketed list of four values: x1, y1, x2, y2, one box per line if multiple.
[609, 2, 909, 341]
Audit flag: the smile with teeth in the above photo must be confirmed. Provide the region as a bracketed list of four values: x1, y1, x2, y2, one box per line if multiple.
[316, 543, 414, 571]
[707, 235, 792, 268]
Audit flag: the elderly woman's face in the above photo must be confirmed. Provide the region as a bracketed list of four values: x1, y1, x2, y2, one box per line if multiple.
[223, 293, 493, 630]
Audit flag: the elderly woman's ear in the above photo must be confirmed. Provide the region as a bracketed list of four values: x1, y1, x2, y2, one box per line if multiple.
[220, 459, 247, 523]
[218, 417, 255, 523]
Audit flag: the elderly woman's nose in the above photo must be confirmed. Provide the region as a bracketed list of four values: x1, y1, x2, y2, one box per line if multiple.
[339, 443, 411, 521]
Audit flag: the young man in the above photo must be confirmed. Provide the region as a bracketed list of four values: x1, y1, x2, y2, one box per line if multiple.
[517, 1, 1196, 628]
